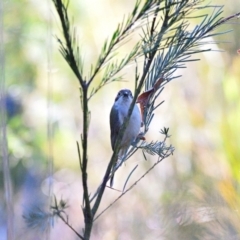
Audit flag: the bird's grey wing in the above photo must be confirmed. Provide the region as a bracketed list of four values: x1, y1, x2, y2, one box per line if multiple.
[110, 106, 121, 150]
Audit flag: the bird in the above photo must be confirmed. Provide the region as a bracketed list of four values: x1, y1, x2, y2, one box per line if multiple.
[110, 89, 141, 186]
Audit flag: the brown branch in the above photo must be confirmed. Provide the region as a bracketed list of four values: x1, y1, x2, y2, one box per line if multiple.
[210, 12, 240, 32]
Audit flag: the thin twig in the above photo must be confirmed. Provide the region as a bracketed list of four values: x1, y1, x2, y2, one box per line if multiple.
[209, 12, 240, 32]
[94, 151, 173, 221]
[57, 213, 84, 240]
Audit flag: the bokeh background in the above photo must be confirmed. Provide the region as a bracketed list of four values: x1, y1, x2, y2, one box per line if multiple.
[1, 0, 240, 239]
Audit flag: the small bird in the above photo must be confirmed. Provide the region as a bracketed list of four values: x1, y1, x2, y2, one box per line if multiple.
[110, 89, 141, 186]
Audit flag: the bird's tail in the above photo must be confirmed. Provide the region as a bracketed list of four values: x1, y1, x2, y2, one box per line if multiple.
[110, 173, 114, 187]
[110, 149, 127, 187]
[110, 161, 117, 187]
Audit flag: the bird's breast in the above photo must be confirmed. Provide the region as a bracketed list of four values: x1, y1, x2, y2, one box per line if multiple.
[120, 105, 141, 148]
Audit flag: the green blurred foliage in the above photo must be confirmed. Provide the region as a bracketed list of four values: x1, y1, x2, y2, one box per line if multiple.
[1, 0, 240, 239]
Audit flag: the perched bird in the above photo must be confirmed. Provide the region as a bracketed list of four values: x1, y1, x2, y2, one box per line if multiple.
[110, 89, 141, 186]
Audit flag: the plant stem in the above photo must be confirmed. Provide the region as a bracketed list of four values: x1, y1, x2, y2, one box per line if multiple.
[53, 0, 84, 86]
[81, 84, 93, 239]
[91, 6, 163, 218]
[58, 213, 84, 240]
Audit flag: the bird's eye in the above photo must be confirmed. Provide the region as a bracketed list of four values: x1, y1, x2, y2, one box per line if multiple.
[115, 92, 121, 101]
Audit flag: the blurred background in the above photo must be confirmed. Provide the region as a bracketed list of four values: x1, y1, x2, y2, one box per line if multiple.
[1, 0, 240, 239]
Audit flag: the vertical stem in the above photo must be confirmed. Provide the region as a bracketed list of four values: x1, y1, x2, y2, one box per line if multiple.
[81, 84, 93, 239]
[0, 1, 14, 238]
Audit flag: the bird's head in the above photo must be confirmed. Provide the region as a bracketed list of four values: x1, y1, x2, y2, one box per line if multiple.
[114, 89, 133, 105]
